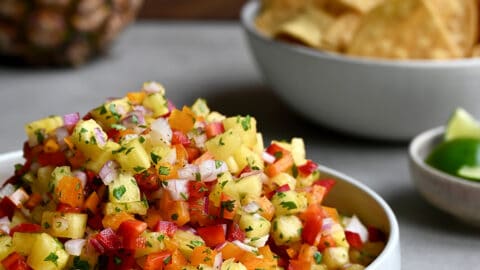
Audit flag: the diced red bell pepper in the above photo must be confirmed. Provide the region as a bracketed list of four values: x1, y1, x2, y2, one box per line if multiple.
[56, 203, 82, 213]
[266, 143, 290, 159]
[87, 213, 104, 231]
[288, 260, 311, 270]
[368, 226, 386, 242]
[205, 122, 225, 139]
[0, 197, 16, 219]
[153, 221, 178, 237]
[188, 197, 211, 226]
[94, 228, 122, 253]
[298, 160, 318, 176]
[107, 249, 136, 270]
[188, 182, 209, 200]
[172, 130, 191, 146]
[134, 168, 160, 192]
[277, 184, 291, 193]
[185, 147, 201, 163]
[9, 223, 42, 236]
[117, 220, 148, 250]
[1, 252, 30, 270]
[345, 231, 363, 249]
[313, 179, 336, 195]
[301, 205, 325, 246]
[226, 222, 245, 242]
[197, 224, 226, 248]
[143, 251, 172, 270]
[37, 151, 68, 167]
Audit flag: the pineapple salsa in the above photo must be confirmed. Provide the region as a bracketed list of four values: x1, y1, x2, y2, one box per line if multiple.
[0, 82, 385, 270]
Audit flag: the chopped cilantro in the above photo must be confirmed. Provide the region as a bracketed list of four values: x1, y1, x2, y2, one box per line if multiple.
[313, 251, 322, 264]
[158, 166, 170, 176]
[133, 166, 145, 172]
[113, 185, 126, 200]
[280, 201, 297, 210]
[215, 160, 223, 169]
[44, 252, 59, 266]
[241, 115, 252, 131]
[151, 153, 161, 164]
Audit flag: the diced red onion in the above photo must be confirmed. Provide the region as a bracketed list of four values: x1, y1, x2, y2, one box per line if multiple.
[99, 160, 119, 185]
[150, 118, 172, 145]
[177, 164, 199, 180]
[73, 170, 87, 188]
[164, 179, 190, 201]
[9, 188, 29, 207]
[199, 160, 228, 182]
[242, 202, 260, 214]
[142, 81, 165, 94]
[65, 239, 86, 256]
[55, 127, 69, 150]
[63, 112, 80, 127]
[0, 217, 10, 235]
[239, 170, 262, 179]
[214, 241, 227, 252]
[262, 151, 276, 164]
[133, 105, 147, 114]
[232, 240, 258, 254]
[93, 127, 107, 147]
[321, 217, 335, 232]
[213, 251, 223, 270]
[178, 226, 197, 234]
[188, 129, 207, 148]
[122, 111, 146, 128]
[53, 217, 69, 231]
[345, 215, 368, 243]
[0, 183, 15, 198]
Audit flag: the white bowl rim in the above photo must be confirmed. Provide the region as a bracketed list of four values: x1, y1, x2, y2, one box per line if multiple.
[241, 0, 480, 68]
[409, 126, 480, 188]
[0, 150, 400, 269]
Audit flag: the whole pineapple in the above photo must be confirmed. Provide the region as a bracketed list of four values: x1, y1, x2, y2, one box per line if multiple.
[0, 0, 143, 66]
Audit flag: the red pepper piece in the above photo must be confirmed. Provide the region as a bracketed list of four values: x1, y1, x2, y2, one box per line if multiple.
[345, 231, 363, 249]
[95, 228, 122, 252]
[368, 226, 386, 242]
[197, 224, 226, 248]
[143, 251, 172, 270]
[205, 122, 225, 139]
[313, 178, 336, 195]
[153, 221, 178, 237]
[37, 151, 68, 167]
[1, 252, 30, 270]
[0, 197, 16, 219]
[117, 220, 148, 250]
[301, 205, 325, 246]
[9, 223, 42, 236]
[172, 130, 191, 146]
[226, 222, 245, 242]
[298, 160, 318, 176]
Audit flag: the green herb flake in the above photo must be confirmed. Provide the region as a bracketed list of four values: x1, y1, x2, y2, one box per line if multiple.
[171, 213, 179, 220]
[241, 115, 252, 131]
[215, 160, 223, 169]
[73, 256, 90, 270]
[151, 153, 161, 164]
[163, 255, 172, 265]
[221, 200, 236, 212]
[158, 166, 170, 176]
[133, 166, 145, 172]
[313, 251, 322, 264]
[280, 201, 297, 210]
[44, 252, 59, 266]
[114, 256, 122, 265]
[113, 185, 127, 200]
[111, 124, 126, 131]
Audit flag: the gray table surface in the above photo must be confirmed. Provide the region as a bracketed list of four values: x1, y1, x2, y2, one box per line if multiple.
[1, 21, 479, 269]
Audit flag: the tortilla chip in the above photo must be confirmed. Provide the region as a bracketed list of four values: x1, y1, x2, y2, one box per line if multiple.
[255, 0, 309, 37]
[347, 0, 461, 60]
[323, 12, 362, 52]
[275, 8, 335, 48]
[425, 0, 478, 56]
[333, 0, 385, 13]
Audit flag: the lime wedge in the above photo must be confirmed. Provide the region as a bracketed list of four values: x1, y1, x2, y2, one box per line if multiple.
[445, 108, 480, 141]
[458, 166, 480, 181]
[426, 138, 480, 178]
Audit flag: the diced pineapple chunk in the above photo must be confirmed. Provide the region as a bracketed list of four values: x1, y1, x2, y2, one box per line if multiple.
[291, 138, 307, 165]
[27, 233, 69, 270]
[11, 210, 29, 227]
[24, 115, 63, 146]
[135, 232, 167, 258]
[222, 174, 262, 204]
[148, 142, 175, 166]
[206, 111, 226, 123]
[330, 223, 349, 248]
[71, 119, 109, 158]
[191, 98, 210, 117]
[205, 129, 242, 160]
[253, 133, 264, 155]
[271, 215, 303, 245]
[41, 211, 87, 239]
[221, 258, 247, 270]
[224, 156, 240, 174]
[209, 172, 234, 207]
[90, 97, 131, 129]
[143, 92, 169, 117]
[104, 201, 148, 215]
[32, 166, 54, 194]
[238, 213, 271, 239]
[271, 190, 307, 216]
[270, 172, 297, 190]
[222, 116, 257, 148]
[233, 145, 264, 171]
[13, 232, 39, 255]
[109, 173, 141, 203]
[84, 141, 120, 173]
[0, 235, 13, 261]
[114, 138, 150, 173]
[173, 230, 205, 260]
[323, 247, 349, 269]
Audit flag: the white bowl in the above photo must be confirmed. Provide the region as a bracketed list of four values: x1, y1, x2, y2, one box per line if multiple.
[0, 151, 401, 269]
[409, 126, 480, 226]
[241, 0, 480, 140]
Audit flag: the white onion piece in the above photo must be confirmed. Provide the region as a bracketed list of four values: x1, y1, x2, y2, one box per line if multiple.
[123, 134, 139, 142]
[9, 188, 29, 207]
[99, 160, 119, 185]
[20, 207, 31, 218]
[0, 183, 15, 198]
[242, 202, 260, 214]
[321, 217, 335, 232]
[53, 217, 69, 231]
[232, 240, 258, 254]
[245, 234, 269, 247]
[55, 127, 69, 150]
[177, 164, 200, 180]
[73, 170, 87, 188]
[142, 81, 165, 94]
[0, 217, 10, 235]
[345, 215, 369, 243]
[189, 131, 207, 149]
[199, 160, 227, 182]
[213, 251, 223, 270]
[133, 105, 148, 114]
[93, 127, 106, 147]
[150, 118, 172, 145]
[164, 149, 177, 165]
[65, 239, 86, 256]
[262, 151, 276, 164]
[164, 179, 190, 201]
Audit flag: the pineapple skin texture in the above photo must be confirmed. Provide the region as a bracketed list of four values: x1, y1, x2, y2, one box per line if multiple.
[0, 0, 143, 66]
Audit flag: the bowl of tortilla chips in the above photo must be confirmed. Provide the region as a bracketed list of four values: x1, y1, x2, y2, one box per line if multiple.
[241, 0, 480, 140]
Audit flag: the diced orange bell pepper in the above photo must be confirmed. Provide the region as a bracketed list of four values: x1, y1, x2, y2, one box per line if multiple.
[190, 246, 217, 267]
[168, 107, 195, 133]
[55, 175, 84, 208]
[84, 191, 100, 215]
[102, 212, 135, 230]
[164, 249, 187, 270]
[127, 91, 146, 104]
[265, 153, 294, 177]
[220, 242, 246, 260]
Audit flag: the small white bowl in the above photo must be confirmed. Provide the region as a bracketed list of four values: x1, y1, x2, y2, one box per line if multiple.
[0, 151, 401, 269]
[241, 0, 480, 140]
[409, 126, 480, 225]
